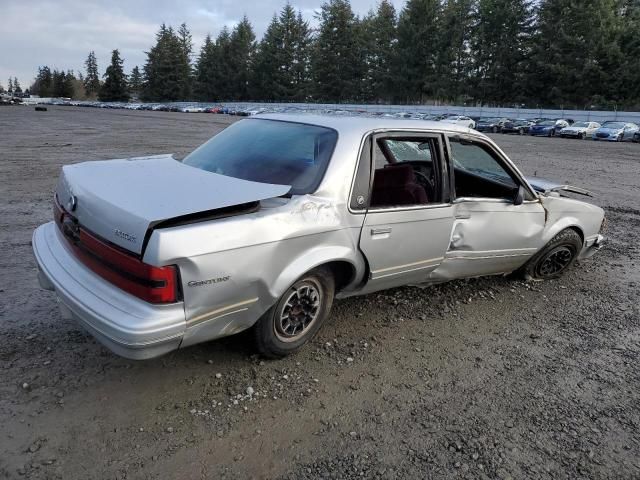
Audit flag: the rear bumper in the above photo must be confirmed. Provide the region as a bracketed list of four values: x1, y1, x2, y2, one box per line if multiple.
[580, 234, 605, 259]
[32, 222, 186, 359]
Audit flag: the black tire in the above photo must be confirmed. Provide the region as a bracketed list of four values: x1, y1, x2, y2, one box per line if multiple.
[254, 267, 335, 358]
[519, 128, 525, 135]
[580, 132, 586, 140]
[521, 229, 583, 280]
[492, 126, 498, 133]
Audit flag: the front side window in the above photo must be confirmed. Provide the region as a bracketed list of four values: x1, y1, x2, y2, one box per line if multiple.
[449, 137, 521, 200]
[183, 119, 337, 195]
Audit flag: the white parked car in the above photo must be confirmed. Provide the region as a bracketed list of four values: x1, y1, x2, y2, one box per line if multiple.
[559, 121, 601, 139]
[439, 115, 476, 129]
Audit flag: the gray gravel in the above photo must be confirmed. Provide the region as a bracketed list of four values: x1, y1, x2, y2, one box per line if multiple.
[0, 106, 639, 479]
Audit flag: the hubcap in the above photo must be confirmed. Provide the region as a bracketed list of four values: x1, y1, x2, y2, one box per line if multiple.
[275, 280, 322, 342]
[537, 246, 574, 277]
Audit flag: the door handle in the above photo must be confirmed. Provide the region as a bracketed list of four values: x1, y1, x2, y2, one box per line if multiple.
[371, 227, 392, 236]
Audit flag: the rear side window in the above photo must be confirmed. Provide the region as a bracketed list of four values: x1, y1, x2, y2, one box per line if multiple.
[383, 139, 433, 163]
[184, 119, 338, 195]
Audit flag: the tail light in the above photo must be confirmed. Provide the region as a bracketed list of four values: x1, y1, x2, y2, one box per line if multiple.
[54, 195, 178, 304]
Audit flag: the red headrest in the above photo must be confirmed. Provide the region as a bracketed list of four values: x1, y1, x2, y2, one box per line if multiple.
[374, 164, 415, 188]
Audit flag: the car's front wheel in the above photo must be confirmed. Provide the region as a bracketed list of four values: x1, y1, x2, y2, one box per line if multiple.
[254, 267, 335, 358]
[521, 229, 583, 280]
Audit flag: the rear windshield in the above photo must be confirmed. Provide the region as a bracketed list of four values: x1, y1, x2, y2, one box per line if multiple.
[183, 119, 338, 195]
[538, 120, 555, 126]
[602, 122, 625, 129]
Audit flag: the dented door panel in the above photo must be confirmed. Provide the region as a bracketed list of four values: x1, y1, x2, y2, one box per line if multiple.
[430, 199, 546, 280]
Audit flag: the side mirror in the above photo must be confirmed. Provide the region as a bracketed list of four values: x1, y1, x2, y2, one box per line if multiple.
[514, 185, 525, 206]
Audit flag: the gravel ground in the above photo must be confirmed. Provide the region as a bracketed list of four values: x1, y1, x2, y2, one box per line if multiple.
[0, 106, 639, 480]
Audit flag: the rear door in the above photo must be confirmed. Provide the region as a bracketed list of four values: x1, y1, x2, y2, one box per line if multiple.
[353, 132, 455, 294]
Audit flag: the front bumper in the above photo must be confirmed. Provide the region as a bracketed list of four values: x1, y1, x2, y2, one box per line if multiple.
[579, 234, 605, 259]
[33, 222, 186, 359]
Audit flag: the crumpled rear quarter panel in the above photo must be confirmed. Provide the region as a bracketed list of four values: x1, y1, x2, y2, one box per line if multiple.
[143, 195, 365, 347]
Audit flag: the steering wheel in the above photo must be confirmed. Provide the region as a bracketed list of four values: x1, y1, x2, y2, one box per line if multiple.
[413, 170, 435, 199]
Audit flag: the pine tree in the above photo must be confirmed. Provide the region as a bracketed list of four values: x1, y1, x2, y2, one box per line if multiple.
[194, 34, 217, 100]
[436, 0, 474, 102]
[615, 0, 640, 107]
[228, 16, 256, 100]
[393, 0, 442, 103]
[213, 27, 234, 100]
[177, 23, 194, 100]
[129, 66, 143, 97]
[528, 0, 620, 108]
[52, 70, 66, 97]
[84, 51, 101, 97]
[99, 49, 130, 101]
[252, 5, 312, 101]
[8, 77, 13, 93]
[279, 5, 313, 100]
[13, 77, 22, 94]
[31, 67, 53, 97]
[290, 11, 313, 101]
[361, 0, 397, 102]
[251, 14, 282, 100]
[470, 0, 534, 106]
[142, 25, 185, 101]
[312, 0, 365, 102]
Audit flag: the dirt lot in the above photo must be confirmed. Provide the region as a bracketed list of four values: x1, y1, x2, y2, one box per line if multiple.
[0, 106, 639, 480]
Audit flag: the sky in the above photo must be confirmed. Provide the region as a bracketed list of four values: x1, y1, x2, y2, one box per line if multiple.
[0, 0, 406, 89]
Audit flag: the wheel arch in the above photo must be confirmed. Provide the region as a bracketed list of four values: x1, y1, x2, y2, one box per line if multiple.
[268, 246, 365, 301]
[542, 218, 585, 248]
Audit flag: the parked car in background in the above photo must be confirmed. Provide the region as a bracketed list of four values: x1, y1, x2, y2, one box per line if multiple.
[475, 118, 510, 133]
[439, 115, 476, 129]
[559, 121, 601, 139]
[529, 119, 569, 137]
[501, 119, 534, 135]
[592, 121, 640, 142]
[33, 115, 605, 360]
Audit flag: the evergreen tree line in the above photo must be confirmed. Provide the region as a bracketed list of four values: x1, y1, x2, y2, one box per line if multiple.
[27, 0, 640, 109]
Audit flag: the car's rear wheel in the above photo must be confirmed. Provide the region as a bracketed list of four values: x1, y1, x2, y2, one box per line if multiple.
[580, 132, 586, 140]
[518, 128, 525, 135]
[254, 267, 334, 358]
[521, 229, 583, 280]
[492, 126, 498, 133]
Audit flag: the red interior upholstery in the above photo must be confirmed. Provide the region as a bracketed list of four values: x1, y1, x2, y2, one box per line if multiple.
[370, 164, 428, 207]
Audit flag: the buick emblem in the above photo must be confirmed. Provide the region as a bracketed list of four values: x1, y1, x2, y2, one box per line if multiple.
[67, 195, 77, 212]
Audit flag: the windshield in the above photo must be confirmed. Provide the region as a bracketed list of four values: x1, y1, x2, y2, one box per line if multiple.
[183, 119, 338, 195]
[480, 118, 500, 123]
[572, 122, 588, 128]
[538, 120, 555, 126]
[602, 122, 625, 129]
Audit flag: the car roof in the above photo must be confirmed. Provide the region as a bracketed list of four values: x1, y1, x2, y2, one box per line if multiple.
[257, 113, 474, 137]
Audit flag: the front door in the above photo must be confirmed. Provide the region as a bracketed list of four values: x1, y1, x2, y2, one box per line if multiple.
[431, 135, 546, 280]
[355, 133, 455, 294]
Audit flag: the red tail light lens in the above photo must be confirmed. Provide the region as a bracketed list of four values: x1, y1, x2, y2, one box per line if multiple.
[54, 196, 178, 304]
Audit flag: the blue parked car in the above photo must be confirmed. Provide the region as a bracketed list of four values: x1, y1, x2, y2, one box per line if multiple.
[529, 119, 569, 137]
[592, 121, 640, 142]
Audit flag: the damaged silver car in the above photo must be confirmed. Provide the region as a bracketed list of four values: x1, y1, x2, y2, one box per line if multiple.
[33, 115, 605, 359]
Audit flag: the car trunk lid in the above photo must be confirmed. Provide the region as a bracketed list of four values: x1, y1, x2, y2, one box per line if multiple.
[56, 154, 291, 255]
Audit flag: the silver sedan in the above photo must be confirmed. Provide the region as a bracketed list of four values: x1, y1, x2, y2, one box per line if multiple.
[33, 115, 605, 359]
